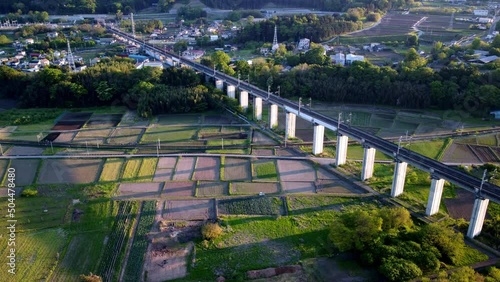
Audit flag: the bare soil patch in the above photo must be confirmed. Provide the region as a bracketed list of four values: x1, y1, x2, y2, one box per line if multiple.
[117, 182, 163, 199]
[193, 157, 220, 181]
[53, 132, 76, 143]
[172, 157, 196, 180]
[37, 159, 102, 184]
[203, 115, 240, 125]
[162, 199, 215, 220]
[7, 159, 39, 186]
[277, 160, 316, 182]
[157, 157, 177, 169]
[316, 179, 361, 194]
[252, 130, 277, 145]
[275, 148, 306, 157]
[444, 189, 475, 220]
[154, 168, 174, 182]
[6, 146, 44, 156]
[231, 182, 279, 195]
[119, 111, 150, 126]
[144, 238, 194, 282]
[469, 145, 499, 163]
[161, 181, 195, 198]
[441, 143, 482, 163]
[196, 181, 228, 197]
[108, 128, 144, 145]
[224, 158, 251, 181]
[252, 149, 274, 156]
[295, 129, 314, 142]
[316, 168, 340, 180]
[281, 182, 316, 193]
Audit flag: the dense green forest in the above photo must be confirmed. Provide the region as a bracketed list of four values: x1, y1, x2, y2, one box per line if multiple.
[0, 0, 184, 14]
[200, 0, 413, 12]
[235, 14, 362, 43]
[0, 59, 232, 117]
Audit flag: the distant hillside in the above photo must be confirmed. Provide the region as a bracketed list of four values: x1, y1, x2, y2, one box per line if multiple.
[199, 0, 411, 12]
[0, 0, 169, 15]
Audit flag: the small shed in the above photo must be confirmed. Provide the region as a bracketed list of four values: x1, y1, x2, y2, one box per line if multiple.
[490, 111, 500, 119]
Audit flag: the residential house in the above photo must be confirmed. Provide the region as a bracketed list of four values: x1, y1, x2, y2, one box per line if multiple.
[25, 38, 34, 45]
[47, 31, 59, 39]
[297, 38, 311, 51]
[126, 45, 140, 55]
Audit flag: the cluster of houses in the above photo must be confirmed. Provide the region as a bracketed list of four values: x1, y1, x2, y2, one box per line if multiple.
[148, 20, 238, 46]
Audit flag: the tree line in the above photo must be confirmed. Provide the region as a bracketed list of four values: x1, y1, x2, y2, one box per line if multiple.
[200, 0, 413, 12]
[0, 59, 231, 118]
[235, 14, 362, 43]
[329, 206, 500, 281]
[0, 0, 185, 14]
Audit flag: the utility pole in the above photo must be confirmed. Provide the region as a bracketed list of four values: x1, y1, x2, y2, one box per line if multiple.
[298, 97, 302, 115]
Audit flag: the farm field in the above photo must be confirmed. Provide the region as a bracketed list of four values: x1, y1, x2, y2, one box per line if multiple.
[136, 157, 158, 182]
[193, 157, 220, 181]
[173, 157, 196, 180]
[117, 182, 163, 199]
[153, 157, 177, 181]
[253, 160, 278, 181]
[162, 199, 215, 220]
[162, 181, 195, 197]
[122, 158, 143, 181]
[223, 158, 251, 181]
[286, 196, 361, 214]
[99, 158, 125, 182]
[108, 128, 144, 145]
[441, 144, 482, 164]
[0, 195, 69, 231]
[230, 182, 279, 195]
[277, 160, 316, 182]
[37, 159, 102, 184]
[196, 181, 228, 197]
[6, 146, 44, 156]
[157, 114, 200, 125]
[141, 126, 198, 144]
[281, 181, 316, 193]
[123, 201, 156, 282]
[0, 229, 68, 282]
[51, 232, 107, 282]
[5, 159, 39, 186]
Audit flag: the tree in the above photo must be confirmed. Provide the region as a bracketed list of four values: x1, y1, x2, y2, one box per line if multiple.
[379, 207, 413, 232]
[95, 81, 113, 102]
[329, 209, 383, 252]
[79, 273, 102, 282]
[407, 34, 418, 47]
[247, 15, 254, 24]
[367, 13, 381, 22]
[402, 48, 427, 69]
[201, 222, 223, 240]
[379, 257, 423, 282]
[0, 35, 12, 45]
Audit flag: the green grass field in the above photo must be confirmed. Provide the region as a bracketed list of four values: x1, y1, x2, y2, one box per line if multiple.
[0, 228, 68, 282]
[183, 210, 336, 281]
[99, 158, 125, 182]
[406, 139, 446, 159]
[253, 161, 278, 181]
[141, 126, 198, 143]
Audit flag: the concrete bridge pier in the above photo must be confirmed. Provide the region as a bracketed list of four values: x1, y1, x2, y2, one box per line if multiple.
[269, 104, 278, 128]
[425, 177, 445, 216]
[239, 91, 248, 110]
[227, 85, 235, 99]
[467, 198, 489, 238]
[215, 79, 224, 90]
[390, 160, 408, 197]
[312, 124, 325, 155]
[254, 97, 262, 121]
[335, 134, 348, 166]
[361, 146, 376, 181]
[285, 112, 296, 139]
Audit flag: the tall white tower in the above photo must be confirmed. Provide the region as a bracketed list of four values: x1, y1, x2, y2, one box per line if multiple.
[272, 25, 279, 52]
[67, 39, 76, 72]
[131, 12, 136, 38]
